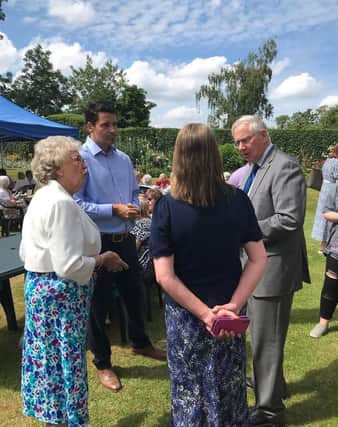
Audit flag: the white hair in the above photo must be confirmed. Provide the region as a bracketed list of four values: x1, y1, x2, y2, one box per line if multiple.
[0, 175, 10, 189]
[231, 115, 268, 135]
[31, 136, 81, 185]
[142, 174, 153, 186]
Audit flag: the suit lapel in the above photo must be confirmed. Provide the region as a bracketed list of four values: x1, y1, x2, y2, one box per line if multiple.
[249, 146, 277, 199]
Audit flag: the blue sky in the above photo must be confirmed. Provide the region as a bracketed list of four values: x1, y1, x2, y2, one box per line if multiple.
[1, 0, 338, 127]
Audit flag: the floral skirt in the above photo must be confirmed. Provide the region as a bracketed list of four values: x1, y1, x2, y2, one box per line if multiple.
[22, 272, 93, 427]
[166, 302, 250, 427]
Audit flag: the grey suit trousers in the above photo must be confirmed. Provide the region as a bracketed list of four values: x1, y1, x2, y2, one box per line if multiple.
[247, 293, 294, 414]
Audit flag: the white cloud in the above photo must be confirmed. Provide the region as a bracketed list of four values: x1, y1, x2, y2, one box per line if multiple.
[271, 58, 290, 76]
[319, 95, 338, 108]
[48, 0, 95, 27]
[272, 72, 321, 99]
[152, 106, 203, 128]
[0, 34, 18, 74]
[126, 57, 227, 102]
[17, 37, 110, 75]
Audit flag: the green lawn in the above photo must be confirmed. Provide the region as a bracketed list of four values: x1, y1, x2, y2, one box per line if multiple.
[0, 189, 337, 426]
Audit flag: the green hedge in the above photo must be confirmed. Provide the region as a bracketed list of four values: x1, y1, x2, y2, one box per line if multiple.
[5, 117, 338, 175]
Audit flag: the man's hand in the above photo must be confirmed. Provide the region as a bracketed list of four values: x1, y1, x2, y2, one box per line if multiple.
[112, 203, 140, 220]
[101, 251, 129, 272]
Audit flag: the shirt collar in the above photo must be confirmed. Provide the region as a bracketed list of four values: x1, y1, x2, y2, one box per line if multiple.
[85, 136, 116, 156]
[256, 143, 273, 167]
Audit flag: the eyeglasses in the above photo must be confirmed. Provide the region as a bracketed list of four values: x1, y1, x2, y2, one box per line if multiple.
[233, 133, 256, 148]
[70, 154, 86, 164]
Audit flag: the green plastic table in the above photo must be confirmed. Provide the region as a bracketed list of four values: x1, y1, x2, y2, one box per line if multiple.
[0, 234, 24, 331]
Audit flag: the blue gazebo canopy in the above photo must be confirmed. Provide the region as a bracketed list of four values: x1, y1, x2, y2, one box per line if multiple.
[0, 95, 78, 141]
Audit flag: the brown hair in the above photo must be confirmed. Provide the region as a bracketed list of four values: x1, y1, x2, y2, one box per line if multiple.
[171, 123, 230, 207]
[139, 198, 150, 218]
[146, 188, 163, 202]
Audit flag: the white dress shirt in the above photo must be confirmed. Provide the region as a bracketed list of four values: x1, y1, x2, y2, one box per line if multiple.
[20, 180, 101, 285]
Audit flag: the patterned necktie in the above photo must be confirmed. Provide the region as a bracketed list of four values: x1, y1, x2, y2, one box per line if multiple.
[243, 164, 259, 194]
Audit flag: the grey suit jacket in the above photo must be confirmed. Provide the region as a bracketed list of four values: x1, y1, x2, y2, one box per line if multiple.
[243, 146, 310, 297]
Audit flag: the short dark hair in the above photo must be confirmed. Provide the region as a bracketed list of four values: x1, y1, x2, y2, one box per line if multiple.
[84, 102, 117, 124]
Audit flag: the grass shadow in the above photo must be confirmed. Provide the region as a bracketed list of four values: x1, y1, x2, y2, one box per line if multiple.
[115, 411, 148, 427]
[287, 359, 338, 425]
[114, 363, 169, 381]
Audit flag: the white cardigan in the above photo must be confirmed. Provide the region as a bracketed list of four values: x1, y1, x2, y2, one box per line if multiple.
[20, 180, 101, 285]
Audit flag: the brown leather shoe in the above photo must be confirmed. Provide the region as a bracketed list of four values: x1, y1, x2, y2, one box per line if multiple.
[97, 368, 122, 392]
[132, 345, 167, 361]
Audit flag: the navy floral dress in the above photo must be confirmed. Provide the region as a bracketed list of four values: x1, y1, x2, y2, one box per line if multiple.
[22, 272, 93, 427]
[151, 190, 262, 426]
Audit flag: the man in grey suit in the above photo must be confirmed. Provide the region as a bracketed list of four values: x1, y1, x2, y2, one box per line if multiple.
[232, 115, 310, 426]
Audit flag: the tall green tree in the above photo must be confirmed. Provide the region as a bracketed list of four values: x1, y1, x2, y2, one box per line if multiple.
[318, 105, 338, 128]
[196, 38, 277, 128]
[69, 56, 155, 127]
[117, 85, 156, 128]
[8, 44, 72, 115]
[68, 56, 125, 113]
[0, 0, 7, 21]
[0, 71, 12, 96]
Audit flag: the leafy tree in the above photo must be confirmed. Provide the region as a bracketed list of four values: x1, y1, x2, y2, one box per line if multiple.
[318, 105, 338, 128]
[68, 56, 125, 113]
[275, 115, 290, 129]
[0, 71, 12, 96]
[0, 0, 7, 21]
[69, 56, 155, 127]
[8, 44, 72, 115]
[117, 85, 156, 128]
[196, 38, 277, 128]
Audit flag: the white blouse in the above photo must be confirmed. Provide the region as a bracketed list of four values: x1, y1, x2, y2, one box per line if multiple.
[20, 180, 101, 285]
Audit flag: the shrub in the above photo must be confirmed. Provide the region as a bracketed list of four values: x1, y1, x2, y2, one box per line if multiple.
[218, 143, 245, 172]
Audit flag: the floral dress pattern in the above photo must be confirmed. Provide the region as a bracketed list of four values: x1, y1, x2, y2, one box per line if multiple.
[312, 158, 338, 241]
[165, 302, 250, 427]
[22, 272, 93, 427]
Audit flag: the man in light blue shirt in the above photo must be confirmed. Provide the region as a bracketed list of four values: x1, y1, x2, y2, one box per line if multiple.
[75, 102, 166, 393]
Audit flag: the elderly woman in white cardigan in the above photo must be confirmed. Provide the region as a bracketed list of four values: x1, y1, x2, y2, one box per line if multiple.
[20, 136, 128, 427]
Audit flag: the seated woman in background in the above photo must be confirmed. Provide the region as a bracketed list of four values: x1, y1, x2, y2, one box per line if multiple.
[0, 175, 16, 204]
[20, 136, 127, 427]
[145, 187, 162, 215]
[310, 182, 338, 338]
[154, 173, 170, 191]
[131, 198, 152, 273]
[14, 171, 28, 192]
[151, 123, 267, 426]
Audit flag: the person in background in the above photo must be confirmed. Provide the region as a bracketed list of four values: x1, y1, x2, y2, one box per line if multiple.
[25, 169, 36, 188]
[0, 175, 16, 203]
[0, 167, 15, 190]
[142, 174, 153, 186]
[151, 123, 267, 426]
[232, 115, 310, 426]
[223, 171, 231, 181]
[311, 143, 338, 254]
[74, 101, 166, 394]
[135, 170, 143, 184]
[145, 187, 162, 215]
[130, 198, 152, 274]
[154, 173, 170, 191]
[310, 182, 338, 337]
[14, 171, 28, 192]
[227, 163, 250, 188]
[19, 136, 127, 427]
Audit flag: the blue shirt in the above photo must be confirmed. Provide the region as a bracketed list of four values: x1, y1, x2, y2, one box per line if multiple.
[150, 189, 262, 307]
[74, 136, 139, 233]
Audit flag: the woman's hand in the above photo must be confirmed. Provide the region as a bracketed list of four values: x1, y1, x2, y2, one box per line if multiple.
[100, 251, 129, 272]
[211, 302, 240, 317]
[200, 308, 217, 334]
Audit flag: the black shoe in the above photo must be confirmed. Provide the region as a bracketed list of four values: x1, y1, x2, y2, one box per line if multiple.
[250, 408, 286, 426]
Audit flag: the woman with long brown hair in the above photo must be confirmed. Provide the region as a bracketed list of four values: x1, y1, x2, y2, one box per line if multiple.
[151, 123, 267, 426]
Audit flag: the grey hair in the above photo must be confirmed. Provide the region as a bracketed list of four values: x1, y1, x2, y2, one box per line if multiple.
[142, 174, 153, 186]
[231, 115, 268, 134]
[31, 136, 81, 185]
[0, 175, 10, 190]
[231, 115, 271, 143]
